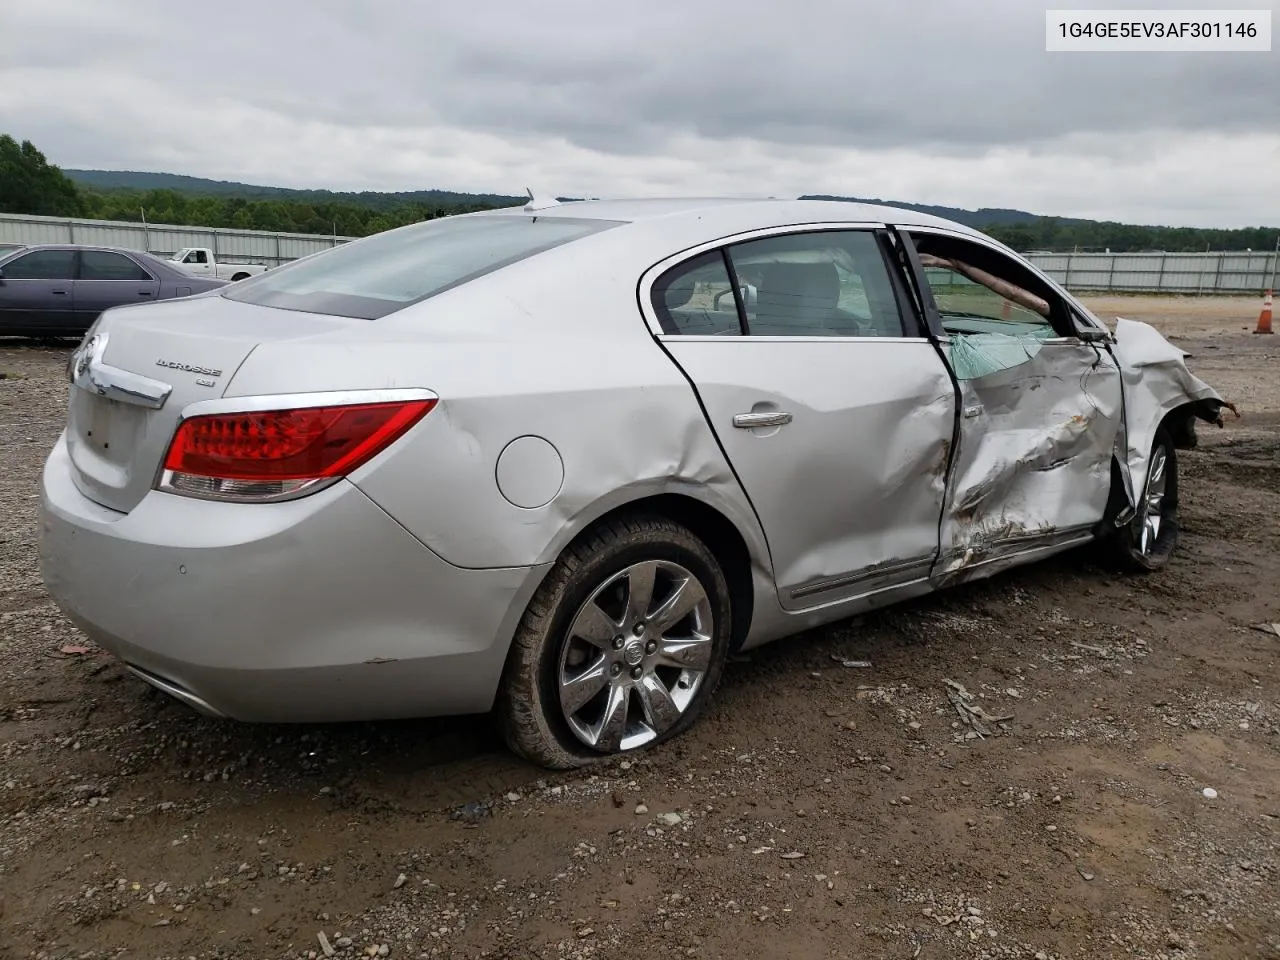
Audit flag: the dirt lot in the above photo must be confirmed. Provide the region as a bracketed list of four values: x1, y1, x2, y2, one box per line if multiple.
[1, 295, 1277, 960]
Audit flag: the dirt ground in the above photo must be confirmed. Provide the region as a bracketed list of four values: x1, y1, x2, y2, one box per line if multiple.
[0, 295, 1276, 960]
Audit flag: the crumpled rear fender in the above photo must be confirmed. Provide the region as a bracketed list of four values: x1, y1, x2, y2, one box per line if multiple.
[1109, 317, 1237, 511]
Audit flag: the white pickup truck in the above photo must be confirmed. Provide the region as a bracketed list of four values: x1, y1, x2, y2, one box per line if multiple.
[167, 247, 269, 282]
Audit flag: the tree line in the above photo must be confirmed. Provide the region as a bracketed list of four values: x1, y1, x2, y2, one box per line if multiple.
[82, 188, 500, 237]
[3, 134, 1276, 252]
[981, 218, 1279, 255]
[1, 135, 506, 237]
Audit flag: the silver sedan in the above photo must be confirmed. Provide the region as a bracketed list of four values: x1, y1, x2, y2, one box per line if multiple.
[38, 198, 1232, 768]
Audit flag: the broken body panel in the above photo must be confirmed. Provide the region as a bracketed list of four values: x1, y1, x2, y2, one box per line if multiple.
[1108, 316, 1235, 503]
[651, 219, 1232, 640]
[935, 336, 1124, 580]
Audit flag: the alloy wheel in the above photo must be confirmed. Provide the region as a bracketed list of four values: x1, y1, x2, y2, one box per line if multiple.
[557, 559, 714, 753]
[1136, 445, 1169, 556]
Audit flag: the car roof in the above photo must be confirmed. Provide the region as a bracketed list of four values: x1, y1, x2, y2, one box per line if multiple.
[483, 196, 986, 237]
[5, 243, 154, 254]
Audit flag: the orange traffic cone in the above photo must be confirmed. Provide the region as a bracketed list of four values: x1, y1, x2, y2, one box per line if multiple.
[1255, 290, 1273, 334]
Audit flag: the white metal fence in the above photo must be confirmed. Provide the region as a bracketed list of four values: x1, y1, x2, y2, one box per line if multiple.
[1026, 250, 1279, 294]
[0, 212, 354, 267]
[2, 212, 1277, 294]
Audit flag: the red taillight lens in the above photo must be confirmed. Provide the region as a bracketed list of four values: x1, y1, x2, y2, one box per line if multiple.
[160, 398, 435, 500]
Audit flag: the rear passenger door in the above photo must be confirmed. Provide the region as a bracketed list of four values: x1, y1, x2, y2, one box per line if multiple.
[645, 227, 956, 610]
[73, 250, 161, 326]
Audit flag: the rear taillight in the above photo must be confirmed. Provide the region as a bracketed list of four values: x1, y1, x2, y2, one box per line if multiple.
[158, 394, 436, 502]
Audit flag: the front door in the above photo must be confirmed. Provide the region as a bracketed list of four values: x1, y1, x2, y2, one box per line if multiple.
[903, 231, 1124, 578]
[180, 249, 212, 275]
[0, 248, 79, 334]
[651, 228, 955, 609]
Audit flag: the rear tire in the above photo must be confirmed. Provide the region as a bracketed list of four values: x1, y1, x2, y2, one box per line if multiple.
[498, 515, 731, 770]
[230, 272, 251, 282]
[1108, 428, 1179, 571]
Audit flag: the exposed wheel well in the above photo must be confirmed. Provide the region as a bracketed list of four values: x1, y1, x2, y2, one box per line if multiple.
[1106, 399, 1221, 517]
[1163, 396, 1234, 450]
[1100, 408, 1188, 536]
[570, 494, 756, 652]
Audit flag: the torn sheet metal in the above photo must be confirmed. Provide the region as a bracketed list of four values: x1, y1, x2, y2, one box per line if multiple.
[1109, 317, 1235, 502]
[935, 338, 1123, 578]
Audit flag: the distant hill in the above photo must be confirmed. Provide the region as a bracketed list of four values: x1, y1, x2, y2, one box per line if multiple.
[65, 169, 526, 212]
[66, 171, 1081, 228]
[59, 169, 1277, 252]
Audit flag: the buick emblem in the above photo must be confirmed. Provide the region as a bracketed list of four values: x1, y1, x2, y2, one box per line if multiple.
[623, 639, 646, 667]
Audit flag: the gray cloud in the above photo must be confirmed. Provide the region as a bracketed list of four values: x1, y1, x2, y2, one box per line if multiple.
[0, 0, 1276, 226]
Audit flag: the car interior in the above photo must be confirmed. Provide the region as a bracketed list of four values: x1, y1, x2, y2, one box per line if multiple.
[909, 233, 1074, 339]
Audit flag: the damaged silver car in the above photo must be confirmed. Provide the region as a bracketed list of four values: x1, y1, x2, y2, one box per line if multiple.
[38, 197, 1234, 769]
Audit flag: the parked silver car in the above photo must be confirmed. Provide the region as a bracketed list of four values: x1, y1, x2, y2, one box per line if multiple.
[0, 244, 228, 337]
[38, 198, 1232, 768]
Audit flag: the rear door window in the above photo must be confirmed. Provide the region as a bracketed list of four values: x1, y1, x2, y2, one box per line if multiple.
[79, 250, 153, 281]
[726, 231, 907, 338]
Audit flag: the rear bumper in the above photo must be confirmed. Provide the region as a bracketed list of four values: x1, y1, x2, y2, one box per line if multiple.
[38, 434, 549, 722]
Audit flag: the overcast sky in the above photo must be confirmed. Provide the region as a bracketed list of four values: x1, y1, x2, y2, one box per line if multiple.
[1, 0, 1276, 227]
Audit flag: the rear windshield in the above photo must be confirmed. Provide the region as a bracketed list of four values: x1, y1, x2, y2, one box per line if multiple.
[222, 214, 618, 319]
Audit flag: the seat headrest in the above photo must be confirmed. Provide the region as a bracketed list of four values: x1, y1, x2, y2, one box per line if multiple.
[754, 262, 840, 331]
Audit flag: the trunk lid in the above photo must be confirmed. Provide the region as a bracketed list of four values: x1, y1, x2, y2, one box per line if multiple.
[65, 294, 360, 513]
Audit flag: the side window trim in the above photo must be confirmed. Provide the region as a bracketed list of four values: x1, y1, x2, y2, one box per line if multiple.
[888, 228, 945, 338]
[873, 229, 926, 338]
[720, 248, 749, 336]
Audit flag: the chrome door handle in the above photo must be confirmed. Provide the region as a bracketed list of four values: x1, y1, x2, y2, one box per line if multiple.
[733, 411, 793, 429]
[70, 331, 173, 410]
